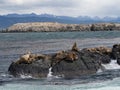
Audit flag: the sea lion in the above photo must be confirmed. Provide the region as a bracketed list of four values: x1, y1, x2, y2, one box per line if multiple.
[65, 51, 78, 61]
[15, 51, 31, 64]
[71, 42, 79, 52]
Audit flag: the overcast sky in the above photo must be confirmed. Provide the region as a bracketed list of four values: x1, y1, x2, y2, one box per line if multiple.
[0, 0, 119, 17]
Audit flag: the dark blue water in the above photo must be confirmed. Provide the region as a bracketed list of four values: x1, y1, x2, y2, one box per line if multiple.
[0, 31, 120, 90]
[1, 31, 120, 41]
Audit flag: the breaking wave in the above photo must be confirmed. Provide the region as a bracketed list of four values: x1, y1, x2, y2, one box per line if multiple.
[102, 60, 120, 70]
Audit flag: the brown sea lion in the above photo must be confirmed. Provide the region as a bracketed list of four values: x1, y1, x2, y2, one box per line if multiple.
[71, 42, 79, 52]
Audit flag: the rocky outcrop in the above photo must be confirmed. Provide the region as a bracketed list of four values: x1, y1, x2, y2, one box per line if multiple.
[111, 44, 120, 65]
[9, 51, 53, 77]
[2, 22, 120, 32]
[8, 43, 120, 78]
[52, 49, 101, 78]
[90, 23, 119, 31]
[85, 47, 112, 64]
[4, 22, 90, 32]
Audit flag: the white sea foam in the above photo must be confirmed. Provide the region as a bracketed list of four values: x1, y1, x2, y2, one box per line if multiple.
[47, 67, 53, 78]
[102, 60, 120, 70]
[47, 67, 64, 79]
[20, 74, 32, 79]
[1, 74, 7, 77]
[97, 69, 103, 73]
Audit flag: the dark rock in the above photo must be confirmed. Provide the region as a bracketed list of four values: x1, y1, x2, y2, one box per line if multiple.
[52, 50, 101, 78]
[8, 43, 115, 78]
[100, 55, 111, 64]
[117, 58, 120, 65]
[84, 47, 111, 64]
[8, 54, 52, 77]
[111, 44, 120, 65]
[111, 44, 120, 59]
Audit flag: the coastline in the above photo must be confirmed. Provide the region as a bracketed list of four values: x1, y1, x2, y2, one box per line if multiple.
[1, 22, 120, 33]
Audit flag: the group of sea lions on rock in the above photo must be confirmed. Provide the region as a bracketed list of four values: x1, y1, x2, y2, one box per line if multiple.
[8, 43, 120, 78]
[15, 42, 79, 65]
[15, 52, 52, 64]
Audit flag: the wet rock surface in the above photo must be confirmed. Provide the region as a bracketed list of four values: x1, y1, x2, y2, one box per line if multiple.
[8, 43, 120, 78]
[52, 50, 101, 78]
[112, 44, 120, 65]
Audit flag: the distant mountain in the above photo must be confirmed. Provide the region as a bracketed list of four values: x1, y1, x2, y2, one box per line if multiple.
[0, 13, 120, 29]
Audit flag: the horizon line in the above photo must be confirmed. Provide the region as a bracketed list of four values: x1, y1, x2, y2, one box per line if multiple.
[0, 13, 119, 18]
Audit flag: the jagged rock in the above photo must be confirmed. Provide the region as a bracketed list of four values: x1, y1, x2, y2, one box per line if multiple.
[52, 49, 101, 78]
[8, 43, 117, 78]
[111, 44, 120, 65]
[112, 44, 120, 59]
[8, 53, 53, 77]
[100, 55, 111, 64]
[90, 23, 117, 31]
[117, 58, 120, 65]
[84, 47, 111, 64]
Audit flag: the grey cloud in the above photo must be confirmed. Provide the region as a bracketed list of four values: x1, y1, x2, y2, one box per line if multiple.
[0, 0, 119, 17]
[0, 0, 78, 14]
[0, 0, 5, 3]
[0, 0, 77, 11]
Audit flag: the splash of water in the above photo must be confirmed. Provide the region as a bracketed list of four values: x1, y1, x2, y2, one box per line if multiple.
[47, 67, 53, 78]
[97, 69, 103, 73]
[20, 74, 32, 79]
[102, 60, 120, 70]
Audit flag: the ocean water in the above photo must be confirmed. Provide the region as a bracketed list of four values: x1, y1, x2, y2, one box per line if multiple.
[1, 31, 120, 90]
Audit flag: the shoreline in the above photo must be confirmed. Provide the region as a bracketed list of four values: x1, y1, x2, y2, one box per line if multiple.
[0, 30, 119, 34]
[1, 22, 120, 33]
